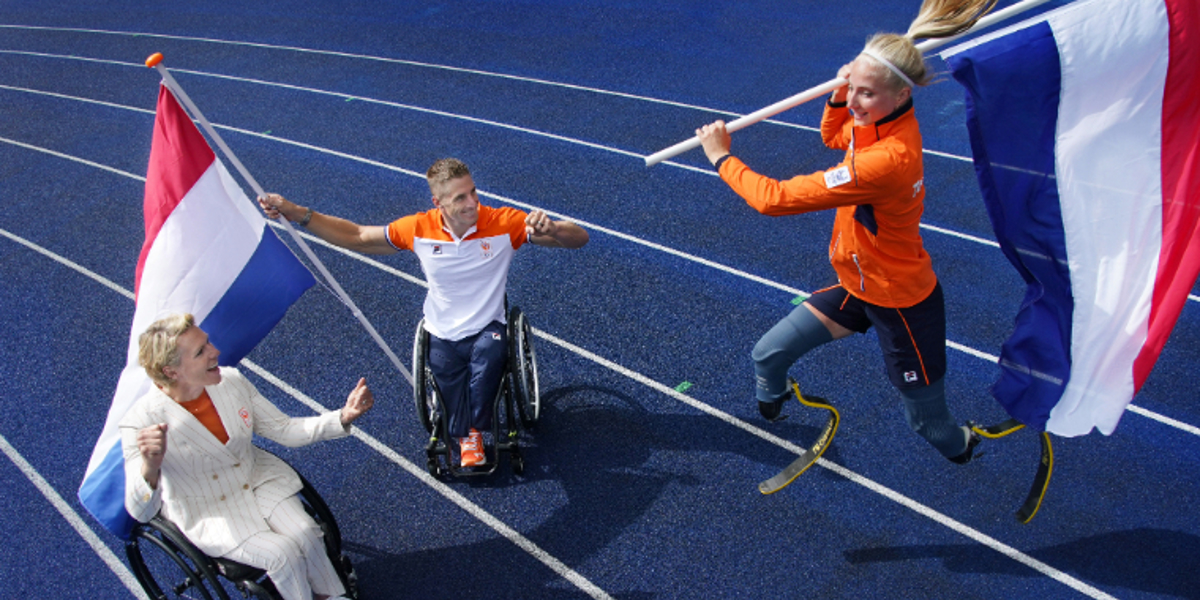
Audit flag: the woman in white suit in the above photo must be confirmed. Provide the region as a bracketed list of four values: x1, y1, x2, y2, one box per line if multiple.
[120, 313, 373, 600]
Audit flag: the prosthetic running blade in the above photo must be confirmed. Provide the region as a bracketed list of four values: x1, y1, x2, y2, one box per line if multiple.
[759, 379, 839, 495]
[971, 418, 1053, 523]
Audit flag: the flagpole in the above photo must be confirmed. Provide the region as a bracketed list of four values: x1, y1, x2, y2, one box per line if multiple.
[643, 0, 1056, 167]
[144, 53, 414, 387]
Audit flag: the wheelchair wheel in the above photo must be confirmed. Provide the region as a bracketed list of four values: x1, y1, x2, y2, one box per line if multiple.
[508, 307, 540, 428]
[412, 318, 439, 433]
[127, 517, 237, 600]
[126, 457, 357, 600]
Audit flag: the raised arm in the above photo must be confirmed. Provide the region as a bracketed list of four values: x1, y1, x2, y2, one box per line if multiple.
[526, 209, 589, 249]
[258, 193, 396, 255]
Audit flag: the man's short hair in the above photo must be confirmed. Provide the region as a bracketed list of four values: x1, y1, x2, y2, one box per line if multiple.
[426, 158, 471, 198]
[138, 313, 195, 387]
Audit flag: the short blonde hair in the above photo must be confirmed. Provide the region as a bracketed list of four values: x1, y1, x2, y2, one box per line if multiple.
[862, 0, 997, 91]
[425, 158, 472, 199]
[138, 313, 195, 387]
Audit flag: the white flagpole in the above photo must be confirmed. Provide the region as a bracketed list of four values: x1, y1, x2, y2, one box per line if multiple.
[644, 0, 1056, 167]
[145, 53, 414, 387]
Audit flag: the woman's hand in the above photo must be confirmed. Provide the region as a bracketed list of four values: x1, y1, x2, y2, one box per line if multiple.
[340, 378, 374, 426]
[831, 62, 854, 104]
[136, 423, 168, 488]
[696, 120, 732, 166]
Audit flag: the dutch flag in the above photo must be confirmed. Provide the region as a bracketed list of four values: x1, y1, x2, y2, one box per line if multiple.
[943, 0, 1200, 436]
[78, 84, 315, 538]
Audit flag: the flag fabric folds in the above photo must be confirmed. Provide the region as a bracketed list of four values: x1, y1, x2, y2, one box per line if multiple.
[943, 0, 1200, 436]
[78, 84, 315, 538]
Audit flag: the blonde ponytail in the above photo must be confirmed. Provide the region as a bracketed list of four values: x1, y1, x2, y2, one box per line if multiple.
[861, 0, 997, 90]
[907, 0, 998, 40]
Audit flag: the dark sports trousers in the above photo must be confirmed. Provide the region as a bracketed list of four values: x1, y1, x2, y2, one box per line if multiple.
[752, 282, 966, 458]
[806, 282, 947, 390]
[427, 320, 508, 439]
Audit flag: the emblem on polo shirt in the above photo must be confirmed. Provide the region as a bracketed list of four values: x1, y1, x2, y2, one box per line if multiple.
[480, 241, 493, 259]
[432, 244, 442, 255]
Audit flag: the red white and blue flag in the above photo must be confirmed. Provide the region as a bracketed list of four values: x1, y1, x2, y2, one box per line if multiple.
[78, 84, 314, 538]
[944, 0, 1200, 436]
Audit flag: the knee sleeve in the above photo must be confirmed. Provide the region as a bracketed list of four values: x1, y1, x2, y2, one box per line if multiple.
[752, 305, 834, 403]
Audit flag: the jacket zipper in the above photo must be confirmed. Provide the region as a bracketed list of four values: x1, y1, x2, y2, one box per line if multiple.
[852, 253, 865, 292]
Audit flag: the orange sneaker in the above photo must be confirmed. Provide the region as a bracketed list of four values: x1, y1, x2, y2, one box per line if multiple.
[459, 429, 485, 467]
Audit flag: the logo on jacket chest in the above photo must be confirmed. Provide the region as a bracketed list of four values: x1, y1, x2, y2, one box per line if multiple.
[238, 407, 251, 428]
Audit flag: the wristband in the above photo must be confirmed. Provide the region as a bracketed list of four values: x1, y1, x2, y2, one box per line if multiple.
[298, 207, 313, 227]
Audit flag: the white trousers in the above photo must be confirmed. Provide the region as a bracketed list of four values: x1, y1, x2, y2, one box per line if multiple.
[219, 494, 345, 600]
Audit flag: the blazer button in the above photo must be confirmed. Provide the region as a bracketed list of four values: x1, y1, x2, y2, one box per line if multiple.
[243, 484, 250, 490]
[142, 493, 151, 502]
[219, 495, 226, 501]
[233, 463, 241, 468]
[212, 474, 218, 480]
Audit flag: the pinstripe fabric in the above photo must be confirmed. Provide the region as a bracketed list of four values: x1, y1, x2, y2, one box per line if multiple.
[119, 367, 350, 557]
[219, 495, 345, 600]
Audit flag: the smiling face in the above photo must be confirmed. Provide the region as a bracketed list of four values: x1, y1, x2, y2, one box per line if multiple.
[162, 326, 222, 398]
[431, 174, 480, 237]
[845, 56, 911, 127]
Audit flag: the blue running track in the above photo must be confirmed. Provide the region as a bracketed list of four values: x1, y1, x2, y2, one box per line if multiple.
[2, 1, 1199, 598]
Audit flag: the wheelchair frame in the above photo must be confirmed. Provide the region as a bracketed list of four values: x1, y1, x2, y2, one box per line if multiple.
[124, 456, 358, 600]
[411, 305, 540, 478]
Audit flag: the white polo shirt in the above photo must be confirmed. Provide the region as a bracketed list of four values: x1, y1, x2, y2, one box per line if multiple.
[387, 205, 528, 341]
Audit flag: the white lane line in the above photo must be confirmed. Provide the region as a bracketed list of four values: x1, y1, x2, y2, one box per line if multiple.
[0, 27, 823, 133]
[241, 361, 614, 600]
[0, 434, 150, 600]
[4, 129, 1196, 438]
[0, 226, 614, 600]
[1125, 404, 1200, 437]
[528, 333, 1117, 600]
[2, 206, 1117, 600]
[0, 51, 971, 201]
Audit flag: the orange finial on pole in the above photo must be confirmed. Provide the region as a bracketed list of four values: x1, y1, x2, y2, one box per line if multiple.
[145, 53, 164, 68]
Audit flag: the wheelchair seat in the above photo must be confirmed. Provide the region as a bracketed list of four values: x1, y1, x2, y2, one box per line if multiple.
[125, 455, 358, 600]
[411, 304, 540, 477]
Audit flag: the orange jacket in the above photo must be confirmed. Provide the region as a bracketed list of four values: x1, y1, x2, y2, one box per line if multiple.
[718, 100, 936, 308]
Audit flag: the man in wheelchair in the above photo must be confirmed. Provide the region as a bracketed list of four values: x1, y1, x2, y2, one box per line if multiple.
[258, 158, 588, 466]
[121, 313, 373, 600]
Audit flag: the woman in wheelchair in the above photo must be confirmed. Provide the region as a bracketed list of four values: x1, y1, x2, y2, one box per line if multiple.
[120, 313, 373, 600]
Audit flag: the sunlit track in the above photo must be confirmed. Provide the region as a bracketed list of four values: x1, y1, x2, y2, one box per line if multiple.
[9, 70, 1194, 310]
[0, 25, 827, 132]
[3, 8, 1196, 597]
[3, 109, 1196, 438]
[0, 224, 615, 599]
[0, 222, 1117, 600]
[8, 46, 1200, 315]
[0, 434, 148, 600]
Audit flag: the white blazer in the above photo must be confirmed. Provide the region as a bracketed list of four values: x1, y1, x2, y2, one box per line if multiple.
[119, 367, 349, 556]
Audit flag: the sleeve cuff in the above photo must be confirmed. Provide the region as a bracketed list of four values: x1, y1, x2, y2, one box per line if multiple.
[713, 154, 733, 172]
[827, 99, 847, 108]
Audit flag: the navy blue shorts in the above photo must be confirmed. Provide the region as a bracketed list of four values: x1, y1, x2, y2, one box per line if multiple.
[806, 282, 946, 389]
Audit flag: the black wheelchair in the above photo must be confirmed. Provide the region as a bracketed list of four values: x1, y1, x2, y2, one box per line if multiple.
[411, 305, 540, 477]
[125, 460, 358, 600]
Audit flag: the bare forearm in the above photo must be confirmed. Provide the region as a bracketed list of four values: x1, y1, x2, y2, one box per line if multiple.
[534, 221, 589, 248]
[260, 193, 393, 254]
[302, 211, 393, 254]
